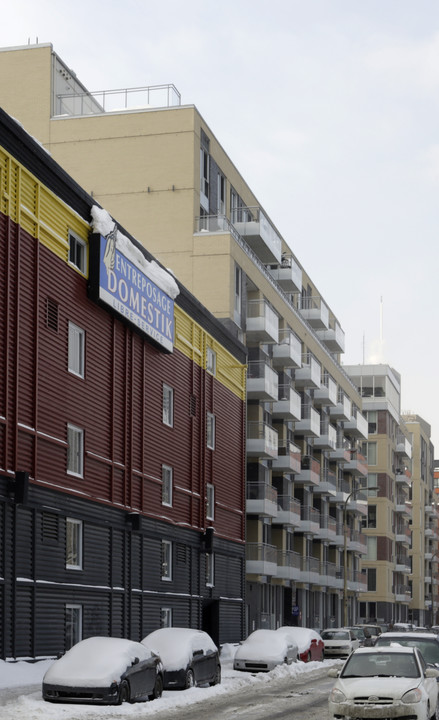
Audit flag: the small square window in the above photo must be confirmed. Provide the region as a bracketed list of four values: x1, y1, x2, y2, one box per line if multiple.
[206, 483, 214, 520]
[67, 424, 84, 477]
[68, 322, 85, 378]
[66, 604, 82, 649]
[205, 553, 214, 587]
[207, 348, 216, 375]
[68, 231, 87, 274]
[163, 384, 174, 427]
[66, 518, 83, 569]
[161, 540, 172, 581]
[162, 465, 173, 507]
[207, 412, 215, 450]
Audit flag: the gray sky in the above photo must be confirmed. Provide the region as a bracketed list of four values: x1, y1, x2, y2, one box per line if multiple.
[2, 0, 438, 449]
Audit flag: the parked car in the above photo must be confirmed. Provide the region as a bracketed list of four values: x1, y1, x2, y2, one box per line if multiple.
[353, 624, 382, 643]
[375, 631, 439, 672]
[276, 626, 325, 662]
[328, 645, 439, 720]
[233, 629, 298, 672]
[346, 626, 374, 647]
[141, 628, 220, 689]
[320, 628, 361, 658]
[393, 622, 415, 632]
[42, 636, 163, 704]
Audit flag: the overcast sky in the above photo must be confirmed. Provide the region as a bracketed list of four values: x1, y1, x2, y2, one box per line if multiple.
[2, 1, 439, 449]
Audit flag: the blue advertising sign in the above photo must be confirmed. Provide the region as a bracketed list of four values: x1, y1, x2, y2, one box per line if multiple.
[97, 234, 174, 352]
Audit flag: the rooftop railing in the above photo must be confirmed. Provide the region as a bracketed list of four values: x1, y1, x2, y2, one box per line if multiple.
[54, 84, 181, 117]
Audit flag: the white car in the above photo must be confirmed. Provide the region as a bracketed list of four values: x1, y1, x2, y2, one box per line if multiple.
[233, 629, 298, 672]
[320, 628, 361, 657]
[328, 645, 439, 720]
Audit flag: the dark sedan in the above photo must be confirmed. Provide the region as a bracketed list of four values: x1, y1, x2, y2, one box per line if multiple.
[43, 636, 163, 704]
[142, 628, 221, 689]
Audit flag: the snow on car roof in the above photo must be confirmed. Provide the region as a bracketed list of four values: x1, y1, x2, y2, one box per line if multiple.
[43, 636, 153, 688]
[142, 628, 217, 670]
[276, 627, 321, 653]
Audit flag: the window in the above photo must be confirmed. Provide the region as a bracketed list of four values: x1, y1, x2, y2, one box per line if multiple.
[163, 384, 174, 427]
[366, 473, 378, 497]
[162, 464, 173, 507]
[366, 536, 377, 560]
[367, 505, 377, 528]
[67, 424, 84, 477]
[66, 518, 83, 569]
[234, 264, 242, 325]
[206, 483, 215, 520]
[161, 608, 172, 628]
[205, 553, 214, 587]
[367, 410, 377, 434]
[200, 147, 209, 210]
[367, 568, 376, 592]
[207, 412, 215, 450]
[161, 540, 172, 580]
[68, 322, 85, 378]
[217, 172, 225, 214]
[207, 347, 216, 376]
[366, 442, 377, 466]
[66, 604, 82, 649]
[68, 231, 87, 273]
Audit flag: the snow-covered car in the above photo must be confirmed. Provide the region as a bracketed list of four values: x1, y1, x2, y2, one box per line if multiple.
[328, 645, 439, 720]
[141, 628, 220, 689]
[277, 626, 324, 662]
[233, 629, 298, 672]
[375, 631, 439, 670]
[320, 628, 361, 658]
[42, 636, 163, 704]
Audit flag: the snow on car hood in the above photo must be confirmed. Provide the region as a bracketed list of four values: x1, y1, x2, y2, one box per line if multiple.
[43, 636, 154, 687]
[142, 628, 217, 671]
[335, 675, 422, 699]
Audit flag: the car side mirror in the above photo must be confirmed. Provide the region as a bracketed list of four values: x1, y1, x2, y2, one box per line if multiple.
[132, 657, 139, 665]
[425, 667, 439, 678]
[327, 668, 340, 678]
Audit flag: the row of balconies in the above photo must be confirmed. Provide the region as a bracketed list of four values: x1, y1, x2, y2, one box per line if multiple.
[245, 543, 367, 591]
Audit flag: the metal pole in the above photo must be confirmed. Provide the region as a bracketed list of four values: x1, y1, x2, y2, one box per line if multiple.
[343, 491, 354, 627]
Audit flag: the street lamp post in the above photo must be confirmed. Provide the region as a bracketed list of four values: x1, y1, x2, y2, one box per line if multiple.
[343, 485, 378, 627]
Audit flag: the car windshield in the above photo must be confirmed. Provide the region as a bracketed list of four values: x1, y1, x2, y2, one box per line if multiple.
[322, 631, 350, 640]
[376, 637, 439, 664]
[341, 652, 420, 678]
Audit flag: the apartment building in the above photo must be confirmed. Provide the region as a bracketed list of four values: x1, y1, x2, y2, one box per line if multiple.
[0, 107, 247, 658]
[0, 43, 373, 631]
[344, 365, 436, 626]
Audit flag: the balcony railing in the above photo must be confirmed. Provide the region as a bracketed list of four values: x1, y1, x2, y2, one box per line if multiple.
[246, 482, 278, 517]
[55, 84, 181, 117]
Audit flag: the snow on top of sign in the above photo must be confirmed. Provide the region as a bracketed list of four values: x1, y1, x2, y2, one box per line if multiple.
[91, 206, 180, 299]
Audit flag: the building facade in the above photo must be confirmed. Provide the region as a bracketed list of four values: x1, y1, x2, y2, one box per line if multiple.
[0, 107, 247, 659]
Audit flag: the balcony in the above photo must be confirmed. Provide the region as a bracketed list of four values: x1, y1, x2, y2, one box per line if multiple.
[316, 321, 345, 353]
[394, 556, 411, 573]
[314, 421, 337, 451]
[316, 515, 337, 542]
[322, 561, 343, 589]
[344, 409, 369, 439]
[246, 299, 279, 344]
[394, 584, 411, 603]
[272, 440, 301, 474]
[298, 295, 329, 329]
[276, 549, 302, 581]
[246, 542, 277, 576]
[395, 501, 412, 519]
[329, 478, 351, 503]
[300, 555, 321, 584]
[329, 393, 352, 421]
[246, 482, 278, 517]
[232, 207, 282, 265]
[332, 521, 345, 546]
[396, 469, 411, 486]
[395, 527, 412, 547]
[272, 385, 301, 420]
[329, 445, 351, 464]
[247, 361, 279, 401]
[296, 506, 320, 535]
[345, 491, 368, 516]
[272, 328, 302, 369]
[344, 451, 368, 477]
[314, 468, 337, 496]
[295, 456, 321, 487]
[396, 433, 412, 459]
[267, 255, 302, 293]
[349, 530, 367, 553]
[313, 374, 338, 407]
[295, 405, 320, 437]
[274, 495, 301, 527]
[295, 353, 321, 389]
[247, 422, 278, 459]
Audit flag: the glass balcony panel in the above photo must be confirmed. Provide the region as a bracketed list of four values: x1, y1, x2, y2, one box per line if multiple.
[272, 329, 302, 369]
[232, 207, 282, 264]
[246, 299, 279, 344]
[246, 542, 277, 576]
[272, 385, 301, 420]
[267, 255, 302, 293]
[298, 295, 329, 329]
[247, 361, 278, 401]
[246, 422, 278, 459]
[246, 482, 278, 517]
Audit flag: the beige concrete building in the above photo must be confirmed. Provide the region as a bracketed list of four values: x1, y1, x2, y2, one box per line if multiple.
[2, 42, 419, 631]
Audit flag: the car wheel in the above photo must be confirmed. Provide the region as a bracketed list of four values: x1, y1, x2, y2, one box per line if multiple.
[184, 668, 195, 689]
[149, 674, 163, 700]
[210, 664, 221, 686]
[117, 680, 130, 705]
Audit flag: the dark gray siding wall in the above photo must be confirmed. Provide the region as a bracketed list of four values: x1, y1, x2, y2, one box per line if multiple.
[0, 476, 245, 659]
